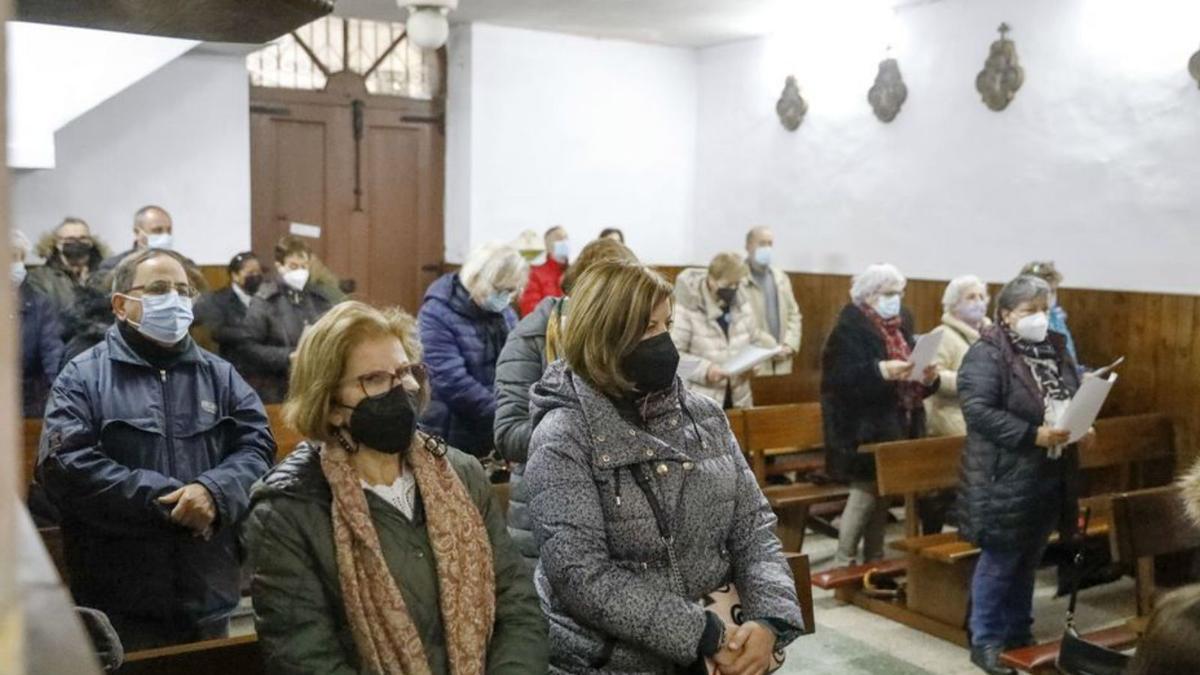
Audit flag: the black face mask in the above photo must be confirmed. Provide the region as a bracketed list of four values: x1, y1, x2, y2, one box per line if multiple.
[716, 287, 738, 308]
[338, 385, 418, 455]
[241, 274, 264, 295]
[621, 332, 680, 394]
[61, 241, 94, 263]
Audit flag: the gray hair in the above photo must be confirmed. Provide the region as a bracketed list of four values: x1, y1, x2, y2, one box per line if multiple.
[850, 263, 906, 305]
[111, 248, 196, 295]
[942, 274, 987, 312]
[11, 230, 31, 256]
[995, 275, 1051, 320]
[460, 243, 530, 299]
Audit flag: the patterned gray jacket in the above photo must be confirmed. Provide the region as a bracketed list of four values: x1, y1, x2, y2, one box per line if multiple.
[524, 360, 804, 674]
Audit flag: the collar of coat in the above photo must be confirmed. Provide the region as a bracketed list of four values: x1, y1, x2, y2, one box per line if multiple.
[978, 324, 1073, 403]
[104, 322, 203, 368]
[940, 313, 990, 344]
[564, 368, 697, 471]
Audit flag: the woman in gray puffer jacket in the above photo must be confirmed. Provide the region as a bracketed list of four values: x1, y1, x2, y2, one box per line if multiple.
[494, 239, 638, 565]
[525, 261, 804, 675]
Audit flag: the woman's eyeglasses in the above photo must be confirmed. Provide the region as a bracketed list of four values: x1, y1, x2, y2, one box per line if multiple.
[344, 363, 427, 398]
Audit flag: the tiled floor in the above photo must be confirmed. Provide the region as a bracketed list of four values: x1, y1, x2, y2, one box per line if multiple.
[778, 514, 1136, 674]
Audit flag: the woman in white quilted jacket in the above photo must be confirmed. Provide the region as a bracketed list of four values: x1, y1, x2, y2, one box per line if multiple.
[670, 252, 777, 409]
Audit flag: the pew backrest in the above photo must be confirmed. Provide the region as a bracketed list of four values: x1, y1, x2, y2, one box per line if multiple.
[872, 435, 965, 498]
[264, 404, 305, 462]
[742, 403, 824, 452]
[1110, 485, 1200, 563]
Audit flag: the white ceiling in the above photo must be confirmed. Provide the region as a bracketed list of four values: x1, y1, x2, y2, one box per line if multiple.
[335, 0, 821, 48]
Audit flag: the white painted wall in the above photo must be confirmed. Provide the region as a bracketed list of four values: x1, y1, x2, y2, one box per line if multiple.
[10, 50, 251, 266]
[694, 0, 1200, 295]
[6, 22, 197, 169]
[445, 23, 697, 264]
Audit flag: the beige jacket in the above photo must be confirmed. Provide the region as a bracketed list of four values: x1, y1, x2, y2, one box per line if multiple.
[671, 268, 777, 409]
[924, 313, 991, 436]
[744, 263, 802, 376]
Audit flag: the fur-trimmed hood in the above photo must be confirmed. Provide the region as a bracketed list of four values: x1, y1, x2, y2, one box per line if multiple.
[1178, 459, 1200, 528]
[34, 230, 112, 263]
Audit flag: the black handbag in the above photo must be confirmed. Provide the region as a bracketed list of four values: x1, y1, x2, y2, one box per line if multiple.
[1055, 509, 1132, 675]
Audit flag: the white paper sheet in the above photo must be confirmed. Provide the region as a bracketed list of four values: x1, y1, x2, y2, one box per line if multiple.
[906, 330, 945, 382]
[289, 222, 322, 239]
[1059, 372, 1118, 443]
[720, 345, 785, 377]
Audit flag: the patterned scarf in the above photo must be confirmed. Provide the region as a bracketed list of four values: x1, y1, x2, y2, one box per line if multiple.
[1005, 327, 1071, 402]
[320, 434, 496, 675]
[861, 304, 925, 413]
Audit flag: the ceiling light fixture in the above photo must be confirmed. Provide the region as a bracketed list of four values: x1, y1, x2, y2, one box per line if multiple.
[397, 0, 458, 50]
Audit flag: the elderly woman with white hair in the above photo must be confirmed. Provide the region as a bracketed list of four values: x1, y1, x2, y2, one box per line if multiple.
[926, 275, 992, 437]
[419, 243, 530, 457]
[12, 229, 65, 417]
[821, 263, 939, 566]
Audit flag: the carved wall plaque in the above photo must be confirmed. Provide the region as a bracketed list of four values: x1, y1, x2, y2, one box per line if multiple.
[776, 76, 808, 131]
[868, 58, 907, 122]
[1190, 45, 1200, 89]
[976, 23, 1024, 111]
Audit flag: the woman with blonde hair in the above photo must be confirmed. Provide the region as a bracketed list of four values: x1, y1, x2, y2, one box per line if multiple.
[525, 261, 803, 674]
[671, 251, 778, 409]
[242, 301, 547, 674]
[419, 243, 530, 457]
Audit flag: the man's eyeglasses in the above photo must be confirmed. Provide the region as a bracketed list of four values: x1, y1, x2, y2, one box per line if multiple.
[127, 281, 201, 299]
[342, 364, 427, 399]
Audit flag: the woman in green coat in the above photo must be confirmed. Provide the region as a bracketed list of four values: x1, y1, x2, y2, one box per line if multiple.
[241, 301, 548, 675]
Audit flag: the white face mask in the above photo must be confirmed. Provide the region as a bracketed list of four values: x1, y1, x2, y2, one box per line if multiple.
[873, 294, 902, 320]
[11, 261, 27, 285]
[282, 268, 310, 292]
[1013, 311, 1049, 343]
[147, 233, 173, 250]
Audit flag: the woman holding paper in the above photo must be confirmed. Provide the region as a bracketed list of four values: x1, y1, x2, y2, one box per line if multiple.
[671, 252, 780, 409]
[821, 263, 940, 567]
[957, 274, 1085, 675]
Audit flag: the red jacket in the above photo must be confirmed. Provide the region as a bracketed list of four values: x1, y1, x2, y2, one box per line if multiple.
[519, 257, 565, 316]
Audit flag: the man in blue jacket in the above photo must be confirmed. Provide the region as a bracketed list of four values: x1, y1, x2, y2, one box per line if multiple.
[37, 248, 276, 650]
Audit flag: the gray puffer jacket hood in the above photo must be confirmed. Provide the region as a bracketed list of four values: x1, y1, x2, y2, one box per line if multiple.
[525, 360, 803, 674]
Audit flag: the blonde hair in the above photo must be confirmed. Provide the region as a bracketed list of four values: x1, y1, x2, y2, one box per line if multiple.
[284, 301, 425, 443]
[460, 243, 530, 302]
[562, 261, 674, 398]
[707, 251, 749, 285]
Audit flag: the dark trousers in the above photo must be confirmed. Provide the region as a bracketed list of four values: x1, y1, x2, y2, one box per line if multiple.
[969, 533, 1053, 647]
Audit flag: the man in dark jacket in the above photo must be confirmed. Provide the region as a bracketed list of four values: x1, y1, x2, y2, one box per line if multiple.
[194, 251, 263, 379]
[241, 237, 333, 403]
[13, 229, 65, 417]
[27, 217, 109, 342]
[97, 205, 177, 275]
[37, 248, 275, 651]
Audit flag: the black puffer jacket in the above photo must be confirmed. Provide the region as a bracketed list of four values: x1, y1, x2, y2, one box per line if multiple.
[956, 326, 1081, 551]
[820, 303, 937, 482]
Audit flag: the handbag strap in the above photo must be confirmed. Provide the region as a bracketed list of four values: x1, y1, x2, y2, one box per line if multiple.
[1065, 507, 1093, 628]
[628, 464, 687, 596]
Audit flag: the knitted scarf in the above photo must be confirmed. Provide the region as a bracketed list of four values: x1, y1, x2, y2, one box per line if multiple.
[320, 434, 496, 675]
[1004, 327, 1071, 402]
[861, 304, 925, 413]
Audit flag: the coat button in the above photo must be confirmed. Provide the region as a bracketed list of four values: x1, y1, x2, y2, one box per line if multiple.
[682, 461, 695, 471]
[601, 454, 611, 463]
[644, 449, 655, 458]
[656, 463, 669, 476]
[594, 435, 606, 443]
[627, 429, 637, 437]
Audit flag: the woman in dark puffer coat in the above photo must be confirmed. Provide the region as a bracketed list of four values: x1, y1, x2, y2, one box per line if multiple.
[957, 274, 1087, 675]
[493, 239, 637, 564]
[525, 262, 803, 675]
[419, 243, 528, 458]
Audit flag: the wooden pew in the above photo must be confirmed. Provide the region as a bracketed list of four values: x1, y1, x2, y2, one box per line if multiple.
[725, 408, 747, 457]
[120, 635, 264, 675]
[785, 553, 817, 636]
[264, 404, 304, 462]
[738, 403, 848, 552]
[840, 413, 1176, 648]
[24, 416, 42, 489]
[1110, 484, 1200, 620]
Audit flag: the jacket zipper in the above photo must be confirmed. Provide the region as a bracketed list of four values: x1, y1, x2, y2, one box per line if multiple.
[160, 369, 177, 478]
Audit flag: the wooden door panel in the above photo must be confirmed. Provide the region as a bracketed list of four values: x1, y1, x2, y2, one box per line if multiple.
[365, 124, 423, 310]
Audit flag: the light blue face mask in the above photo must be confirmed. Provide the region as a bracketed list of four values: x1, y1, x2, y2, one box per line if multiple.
[552, 240, 570, 263]
[147, 233, 174, 250]
[874, 294, 902, 320]
[11, 261, 27, 286]
[753, 246, 772, 267]
[482, 292, 513, 314]
[127, 291, 194, 344]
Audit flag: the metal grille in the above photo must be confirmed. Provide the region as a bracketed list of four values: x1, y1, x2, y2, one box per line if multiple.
[247, 16, 441, 99]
